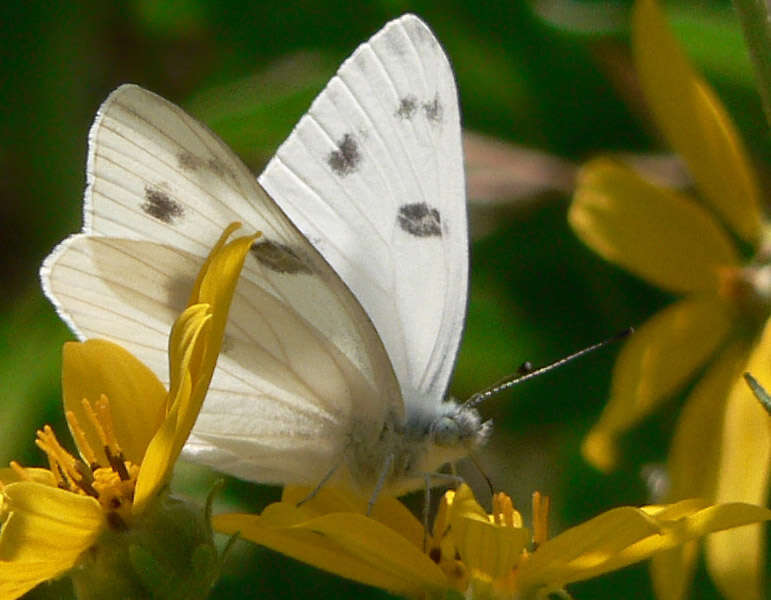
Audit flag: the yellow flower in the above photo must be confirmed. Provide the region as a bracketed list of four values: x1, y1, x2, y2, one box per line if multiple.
[213, 484, 771, 599]
[0, 224, 257, 600]
[568, 1, 771, 598]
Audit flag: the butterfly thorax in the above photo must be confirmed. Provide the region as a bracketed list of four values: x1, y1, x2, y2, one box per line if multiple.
[345, 400, 491, 496]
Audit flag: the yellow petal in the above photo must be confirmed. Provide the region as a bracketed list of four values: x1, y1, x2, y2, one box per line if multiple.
[633, 0, 762, 245]
[132, 308, 202, 515]
[583, 296, 733, 471]
[517, 500, 771, 594]
[650, 544, 698, 600]
[214, 511, 447, 596]
[452, 515, 529, 579]
[0, 482, 103, 563]
[517, 506, 662, 591]
[133, 227, 256, 515]
[649, 339, 751, 600]
[570, 159, 741, 294]
[62, 339, 166, 466]
[0, 560, 75, 600]
[0, 468, 56, 487]
[280, 486, 424, 548]
[667, 338, 752, 501]
[706, 319, 771, 600]
[178, 227, 258, 447]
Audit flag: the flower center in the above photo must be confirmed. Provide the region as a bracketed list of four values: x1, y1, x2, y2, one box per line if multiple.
[9, 395, 139, 530]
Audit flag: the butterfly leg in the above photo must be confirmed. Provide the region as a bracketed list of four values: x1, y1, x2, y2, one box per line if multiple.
[367, 452, 395, 515]
[296, 460, 342, 507]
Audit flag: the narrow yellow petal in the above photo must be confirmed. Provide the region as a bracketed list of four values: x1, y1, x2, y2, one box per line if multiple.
[633, 0, 762, 245]
[452, 516, 529, 579]
[583, 296, 733, 471]
[280, 486, 424, 548]
[667, 339, 752, 501]
[214, 512, 447, 596]
[706, 319, 771, 600]
[0, 468, 56, 487]
[649, 339, 752, 600]
[518, 501, 771, 594]
[62, 339, 166, 465]
[134, 228, 256, 515]
[180, 229, 258, 445]
[0, 482, 103, 563]
[0, 560, 75, 600]
[517, 506, 662, 591]
[650, 544, 698, 600]
[570, 159, 741, 294]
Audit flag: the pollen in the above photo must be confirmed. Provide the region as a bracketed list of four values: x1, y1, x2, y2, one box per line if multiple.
[7, 395, 139, 529]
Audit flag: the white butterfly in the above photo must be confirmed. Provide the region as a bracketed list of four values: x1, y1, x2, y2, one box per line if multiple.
[41, 14, 489, 497]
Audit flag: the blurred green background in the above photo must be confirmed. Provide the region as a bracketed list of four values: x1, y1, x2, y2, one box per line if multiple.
[1, 0, 768, 598]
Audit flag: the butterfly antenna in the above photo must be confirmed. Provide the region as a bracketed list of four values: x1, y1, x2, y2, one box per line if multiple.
[468, 453, 494, 498]
[463, 327, 633, 410]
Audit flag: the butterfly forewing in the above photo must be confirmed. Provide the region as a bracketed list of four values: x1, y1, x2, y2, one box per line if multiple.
[259, 15, 468, 408]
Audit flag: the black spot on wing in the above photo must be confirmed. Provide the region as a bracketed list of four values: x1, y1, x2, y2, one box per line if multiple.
[251, 239, 313, 274]
[422, 95, 443, 124]
[328, 134, 360, 176]
[177, 151, 204, 171]
[142, 186, 184, 224]
[397, 203, 442, 237]
[395, 95, 418, 120]
[177, 151, 233, 180]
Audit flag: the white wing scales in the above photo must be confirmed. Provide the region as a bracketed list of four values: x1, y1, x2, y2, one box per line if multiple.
[42, 83, 402, 485]
[260, 15, 467, 408]
[41, 14, 471, 490]
[43, 234, 391, 485]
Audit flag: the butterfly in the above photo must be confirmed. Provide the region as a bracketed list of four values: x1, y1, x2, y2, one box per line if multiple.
[41, 14, 489, 497]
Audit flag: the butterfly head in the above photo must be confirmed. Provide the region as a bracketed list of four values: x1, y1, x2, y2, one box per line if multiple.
[429, 402, 491, 450]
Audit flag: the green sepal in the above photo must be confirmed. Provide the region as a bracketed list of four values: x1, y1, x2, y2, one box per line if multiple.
[70, 488, 220, 600]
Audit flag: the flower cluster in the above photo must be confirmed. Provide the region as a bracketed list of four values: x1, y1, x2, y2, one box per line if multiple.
[0, 225, 256, 599]
[214, 483, 771, 600]
[569, 0, 771, 597]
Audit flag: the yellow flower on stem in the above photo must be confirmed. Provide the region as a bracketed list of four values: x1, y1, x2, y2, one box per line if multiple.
[213, 484, 771, 600]
[0, 224, 257, 600]
[569, 0, 771, 598]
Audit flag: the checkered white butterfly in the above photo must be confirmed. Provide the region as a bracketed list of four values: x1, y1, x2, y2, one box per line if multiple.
[42, 14, 488, 498]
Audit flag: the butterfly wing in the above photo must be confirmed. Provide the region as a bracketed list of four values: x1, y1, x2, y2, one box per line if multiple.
[41, 84, 402, 485]
[259, 14, 468, 410]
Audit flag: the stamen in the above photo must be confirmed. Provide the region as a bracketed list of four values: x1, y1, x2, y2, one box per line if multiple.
[65, 410, 98, 468]
[9, 461, 29, 481]
[82, 396, 130, 481]
[81, 398, 109, 450]
[532, 491, 550, 549]
[96, 394, 123, 458]
[35, 425, 100, 497]
[105, 446, 131, 481]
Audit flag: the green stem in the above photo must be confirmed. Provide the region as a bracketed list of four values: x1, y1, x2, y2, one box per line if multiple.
[732, 0, 771, 129]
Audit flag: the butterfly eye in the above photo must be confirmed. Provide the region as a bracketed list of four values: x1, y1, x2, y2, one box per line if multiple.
[430, 415, 463, 447]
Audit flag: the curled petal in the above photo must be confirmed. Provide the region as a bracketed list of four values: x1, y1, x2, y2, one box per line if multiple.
[570, 159, 740, 295]
[583, 296, 733, 471]
[633, 0, 763, 245]
[134, 226, 257, 515]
